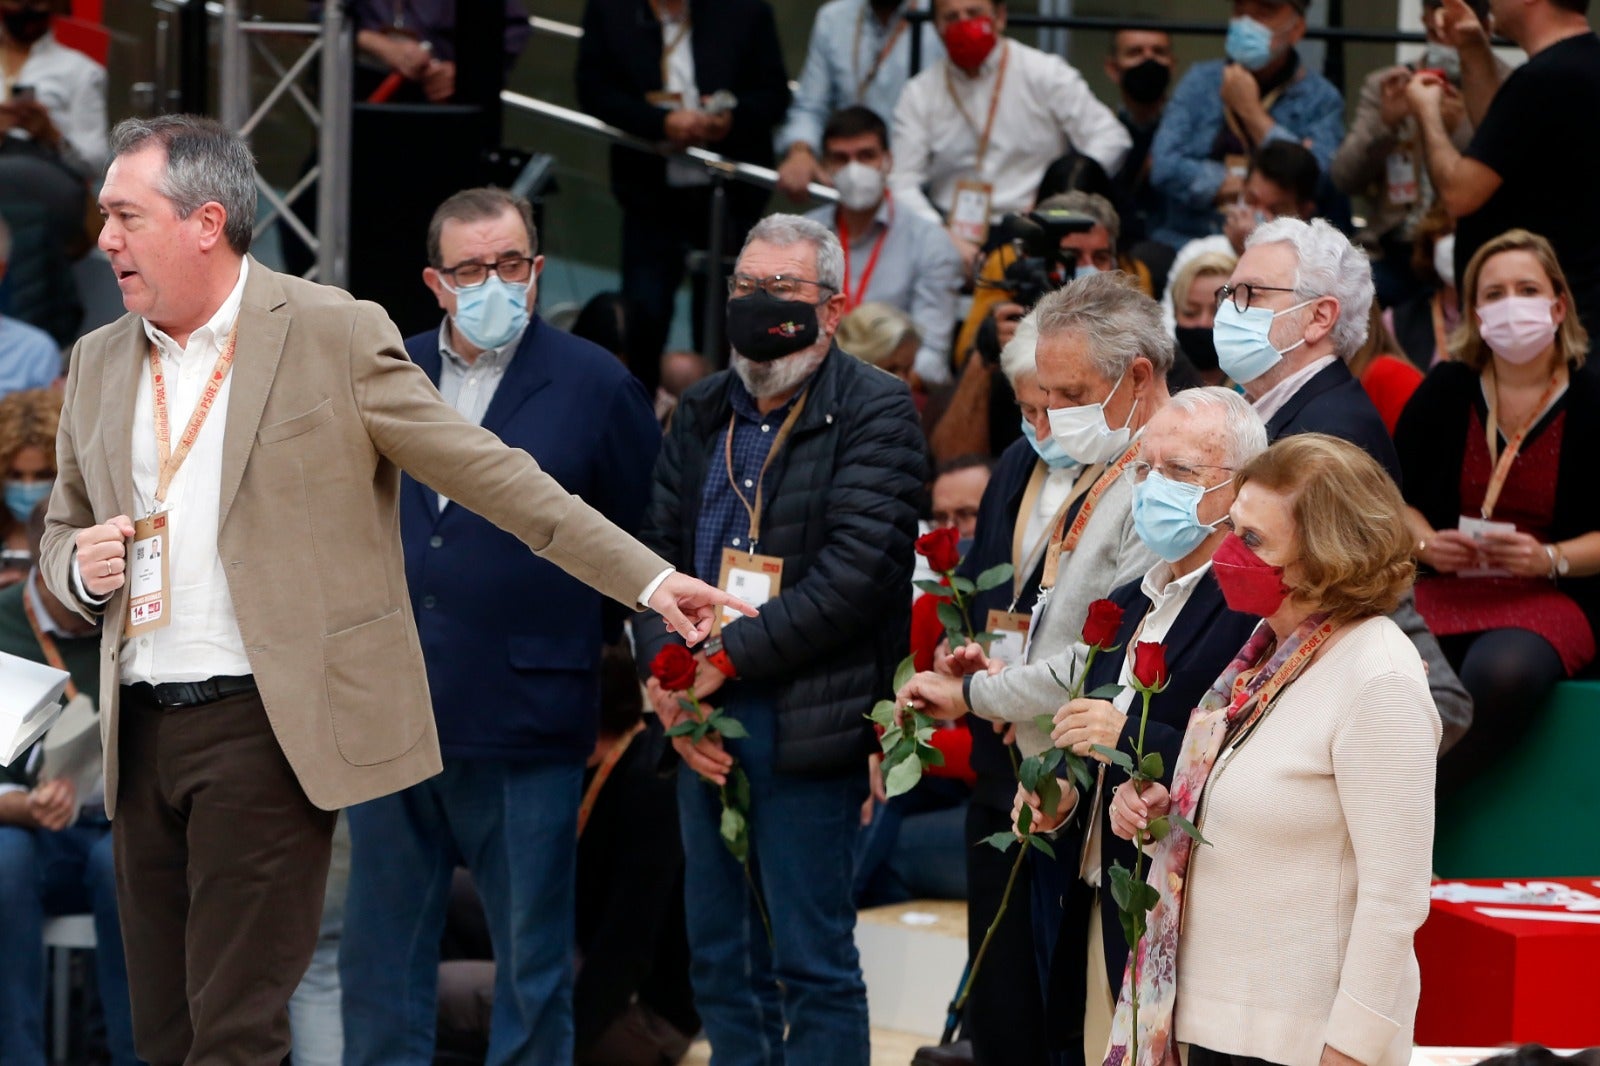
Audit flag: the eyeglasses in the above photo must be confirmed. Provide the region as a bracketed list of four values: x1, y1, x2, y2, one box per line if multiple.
[436, 256, 535, 288]
[1128, 459, 1233, 487]
[1214, 282, 1299, 314]
[727, 273, 838, 300]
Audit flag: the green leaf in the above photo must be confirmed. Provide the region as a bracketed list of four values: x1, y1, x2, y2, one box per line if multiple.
[949, 576, 976, 596]
[884, 751, 924, 798]
[1036, 776, 1061, 823]
[1108, 863, 1134, 911]
[1040, 748, 1064, 773]
[715, 716, 749, 740]
[1065, 752, 1093, 790]
[972, 631, 999, 650]
[1091, 744, 1135, 774]
[867, 700, 898, 730]
[692, 721, 711, 743]
[936, 601, 965, 638]
[1139, 752, 1164, 780]
[1169, 812, 1210, 847]
[1017, 757, 1044, 793]
[979, 831, 1019, 852]
[974, 563, 1014, 592]
[677, 696, 701, 717]
[1025, 834, 1057, 859]
[1117, 904, 1141, 950]
[1032, 713, 1056, 735]
[918, 744, 946, 768]
[914, 579, 951, 598]
[719, 805, 748, 863]
[1016, 803, 1033, 836]
[664, 720, 698, 738]
[892, 654, 916, 695]
[1085, 683, 1126, 701]
[1046, 662, 1072, 694]
[1144, 816, 1171, 842]
[730, 767, 751, 811]
[1132, 879, 1162, 914]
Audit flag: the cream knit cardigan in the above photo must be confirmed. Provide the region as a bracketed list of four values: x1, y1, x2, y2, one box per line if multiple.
[1174, 614, 1441, 1066]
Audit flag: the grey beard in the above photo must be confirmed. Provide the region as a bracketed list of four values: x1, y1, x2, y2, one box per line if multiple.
[730, 345, 828, 398]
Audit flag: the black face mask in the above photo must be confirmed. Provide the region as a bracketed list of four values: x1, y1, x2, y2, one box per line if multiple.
[1120, 58, 1171, 106]
[726, 292, 820, 363]
[1, 9, 51, 45]
[1175, 325, 1220, 373]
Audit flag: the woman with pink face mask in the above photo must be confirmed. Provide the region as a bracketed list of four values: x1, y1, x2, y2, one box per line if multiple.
[1393, 228, 1600, 796]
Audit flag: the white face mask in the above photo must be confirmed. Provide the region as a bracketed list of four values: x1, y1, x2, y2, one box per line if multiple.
[832, 160, 887, 213]
[1433, 234, 1456, 289]
[1046, 368, 1138, 465]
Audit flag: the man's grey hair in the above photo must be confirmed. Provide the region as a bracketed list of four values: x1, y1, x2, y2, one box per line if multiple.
[109, 115, 257, 255]
[739, 214, 844, 293]
[1036, 190, 1121, 248]
[1246, 217, 1373, 361]
[1034, 272, 1174, 380]
[1164, 386, 1267, 470]
[998, 309, 1040, 388]
[0, 212, 10, 265]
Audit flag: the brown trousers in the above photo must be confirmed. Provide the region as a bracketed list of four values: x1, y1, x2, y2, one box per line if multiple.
[113, 687, 337, 1066]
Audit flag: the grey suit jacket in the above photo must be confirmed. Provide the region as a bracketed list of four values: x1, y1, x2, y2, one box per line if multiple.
[969, 469, 1158, 757]
[41, 261, 669, 815]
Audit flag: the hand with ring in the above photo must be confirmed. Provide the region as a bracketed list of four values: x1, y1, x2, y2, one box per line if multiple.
[75, 515, 135, 599]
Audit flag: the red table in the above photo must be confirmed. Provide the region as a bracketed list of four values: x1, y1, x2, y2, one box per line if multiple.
[1415, 878, 1600, 1048]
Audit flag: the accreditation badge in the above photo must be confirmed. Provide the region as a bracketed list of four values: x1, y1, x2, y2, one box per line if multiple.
[126, 512, 172, 634]
[985, 609, 1031, 665]
[1386, 149, 1419, 206]
[949, 179, 994, 245]
[714, 548, 783, 632]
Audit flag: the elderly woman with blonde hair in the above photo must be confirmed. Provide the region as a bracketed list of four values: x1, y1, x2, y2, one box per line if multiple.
[1108, 433, 1438, 1066]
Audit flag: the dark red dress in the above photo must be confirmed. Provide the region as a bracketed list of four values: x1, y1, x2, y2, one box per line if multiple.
[1413, 406, 1595, 675]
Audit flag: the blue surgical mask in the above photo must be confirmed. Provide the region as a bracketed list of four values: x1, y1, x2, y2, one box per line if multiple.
[450, 277, 530, 351]
[1074, 264, 1100, 282]
[1226, 15, 1278, 72]
[1211, 296, 1315, 385]
[1132, 470, 1227, 563]
[5, 479, 51, 524]
[1020, 415, 1078, 470]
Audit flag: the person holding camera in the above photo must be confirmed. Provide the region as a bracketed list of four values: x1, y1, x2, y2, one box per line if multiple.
[803, 106, 963, 388]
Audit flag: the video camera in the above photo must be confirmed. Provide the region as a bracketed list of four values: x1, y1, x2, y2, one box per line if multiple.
[971, 207, 1099, 365]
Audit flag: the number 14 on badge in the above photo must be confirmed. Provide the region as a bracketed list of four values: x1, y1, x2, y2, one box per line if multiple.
[126, 512, 171, 634]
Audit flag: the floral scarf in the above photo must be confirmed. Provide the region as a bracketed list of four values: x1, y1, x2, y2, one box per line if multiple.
[1102, 613, 1334, 1066]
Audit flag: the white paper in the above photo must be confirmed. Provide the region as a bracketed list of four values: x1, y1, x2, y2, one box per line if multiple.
[1456, 515, 1517, 578]
[0, 649, 71, 765]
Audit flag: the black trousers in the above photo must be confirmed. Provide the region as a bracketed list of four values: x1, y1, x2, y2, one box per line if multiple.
[1185, 1045, 1287, 1066]
[964, 800, 1048, 1065]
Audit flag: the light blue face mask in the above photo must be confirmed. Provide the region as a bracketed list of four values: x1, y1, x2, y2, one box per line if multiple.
[1211, 296, 1315, 385]
[1226, 15, 1278, 72]
[5, 479, 51, 524]
[1020, 415, 1078, 470]
[1132, 470, 1228, 563]
[1074, 264, 1100, 282]
[451, 277, 530, 351]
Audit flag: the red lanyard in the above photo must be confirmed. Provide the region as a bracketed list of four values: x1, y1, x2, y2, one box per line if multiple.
[148, 327, 238, 508]
[1481, 366, 1564, 520]
[839, 195, 892, 313]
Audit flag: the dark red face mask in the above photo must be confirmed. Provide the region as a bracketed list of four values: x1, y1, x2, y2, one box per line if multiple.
[942, 15, 997, 72]
[1211, 533, 1290, 618]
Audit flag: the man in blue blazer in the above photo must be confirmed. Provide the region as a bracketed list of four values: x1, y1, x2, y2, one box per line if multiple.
[339, 188, 662, 1065]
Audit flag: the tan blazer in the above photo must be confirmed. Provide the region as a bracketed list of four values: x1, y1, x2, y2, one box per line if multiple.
[41, 260, 668, 815]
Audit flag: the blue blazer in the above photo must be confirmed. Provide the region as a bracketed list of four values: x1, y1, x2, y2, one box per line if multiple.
[1264, 359, 1403, 486]
[400, 318, 661, 762]
[1047, 568, 1258, 1027]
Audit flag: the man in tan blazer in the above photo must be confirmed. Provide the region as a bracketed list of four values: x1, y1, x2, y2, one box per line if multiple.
[40, 114, 746, 1066]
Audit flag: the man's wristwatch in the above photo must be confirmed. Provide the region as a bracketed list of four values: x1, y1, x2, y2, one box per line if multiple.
[704, 635, 737, 679]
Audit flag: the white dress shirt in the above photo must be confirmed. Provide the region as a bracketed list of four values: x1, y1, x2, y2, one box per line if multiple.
[0, 31, 108, 179]
[660, 14, 708, 189]
[435, 317, 524, 510]
[1020, 463, 1078, 579]
[119, 260, 253, 685]
[1250, 354, 1337, 423]
[889, 38, 1132, 225]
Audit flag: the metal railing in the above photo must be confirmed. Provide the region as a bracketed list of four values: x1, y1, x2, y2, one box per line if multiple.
[501, 90, 836, 358]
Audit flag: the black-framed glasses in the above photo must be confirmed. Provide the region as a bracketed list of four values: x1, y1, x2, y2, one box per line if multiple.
[437, 256, 535, 288]
[1214, 282, 1298, 314]
[727, 273, 838, 300]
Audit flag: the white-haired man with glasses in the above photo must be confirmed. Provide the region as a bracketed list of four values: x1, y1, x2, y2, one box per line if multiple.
[635, 213, 928, 1064]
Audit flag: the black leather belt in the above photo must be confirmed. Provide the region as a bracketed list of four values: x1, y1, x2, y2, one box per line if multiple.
[123, 675, 258, 709]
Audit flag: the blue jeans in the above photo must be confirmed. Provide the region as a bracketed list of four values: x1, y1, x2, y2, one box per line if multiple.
[291, 812, 350, 1066]
[678, 692, 870, 1066]
[0, 822, 141, 1066]
[340, 758, 584, 1066]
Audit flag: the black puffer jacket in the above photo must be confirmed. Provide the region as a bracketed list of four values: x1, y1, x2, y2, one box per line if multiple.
[636, 348, 929, 777]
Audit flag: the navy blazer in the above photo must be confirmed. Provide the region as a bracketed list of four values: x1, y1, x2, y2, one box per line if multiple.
[400, 318, 661, 762]
[959, 437, 1050, 811]
[1265, 359, 1403, 486]
[1048, 568, 1258, 1017]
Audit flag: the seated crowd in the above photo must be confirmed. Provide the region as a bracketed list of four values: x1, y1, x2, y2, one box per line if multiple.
[5, 0, 1600, 1064]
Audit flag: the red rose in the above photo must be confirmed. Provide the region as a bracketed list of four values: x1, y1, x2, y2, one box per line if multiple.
[1131, 641, 1170, 691]
[650, 645, 698, 692]
[916, 527, 962, 573]
[1080, 598, 1125, 651]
